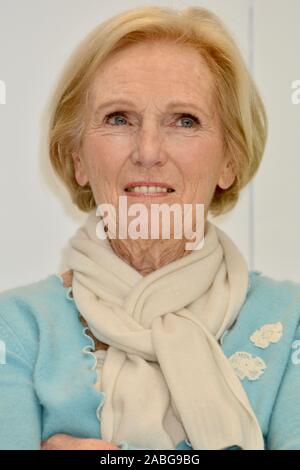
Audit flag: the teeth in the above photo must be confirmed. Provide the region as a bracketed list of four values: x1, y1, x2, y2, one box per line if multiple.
[126, 186, 174, 193]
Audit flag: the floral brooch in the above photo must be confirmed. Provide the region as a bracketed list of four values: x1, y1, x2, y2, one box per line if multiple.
[228, 322, 283, 381]
[229, 351, 267, 381]
[250, 322, 283, 349]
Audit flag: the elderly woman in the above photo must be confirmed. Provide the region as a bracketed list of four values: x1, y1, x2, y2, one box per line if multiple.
[1, 5, 300, 451]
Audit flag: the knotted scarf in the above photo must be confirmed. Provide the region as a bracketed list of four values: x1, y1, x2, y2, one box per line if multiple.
[65, 207, 264, 450]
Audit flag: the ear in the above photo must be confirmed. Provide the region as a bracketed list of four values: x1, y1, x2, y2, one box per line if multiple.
[71, 151, 89, 187]
[217, 157, 236, 190]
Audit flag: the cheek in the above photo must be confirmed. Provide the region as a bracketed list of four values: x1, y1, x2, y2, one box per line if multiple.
[83, 136, 127, 184]
[178, 141, 223, 193]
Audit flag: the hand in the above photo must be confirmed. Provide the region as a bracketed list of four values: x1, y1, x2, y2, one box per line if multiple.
[41, 433, 121, 450]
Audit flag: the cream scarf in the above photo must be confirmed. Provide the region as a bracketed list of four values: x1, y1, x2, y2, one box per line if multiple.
[65, 208, 264, 450]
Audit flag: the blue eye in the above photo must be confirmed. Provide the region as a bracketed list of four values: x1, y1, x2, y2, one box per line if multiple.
[177, 113, 200, 128]
[105, 111, 128, 126]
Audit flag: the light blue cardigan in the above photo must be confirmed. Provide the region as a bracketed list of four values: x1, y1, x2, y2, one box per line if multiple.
[0, 270, 300, 450]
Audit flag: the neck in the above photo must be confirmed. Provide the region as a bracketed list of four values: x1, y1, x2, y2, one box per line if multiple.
[107, 220, 208, 276]
[108, 239, 190, 276]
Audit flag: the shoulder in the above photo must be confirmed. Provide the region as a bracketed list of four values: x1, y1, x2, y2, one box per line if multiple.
[248, 270, 300, 303]
[222, 270, 300, 356]
[0, 272, 78, 362]
[246, 270, 300, 324]
[0, 271, 73, 319]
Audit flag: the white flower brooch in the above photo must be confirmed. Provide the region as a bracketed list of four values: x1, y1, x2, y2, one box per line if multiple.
[250, 322, 283, 349]
[229, 351, 267, 381]
[228, 322, 283, 382]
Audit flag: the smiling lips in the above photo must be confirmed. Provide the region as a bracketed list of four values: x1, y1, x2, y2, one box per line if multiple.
[124, 181, 175, 197]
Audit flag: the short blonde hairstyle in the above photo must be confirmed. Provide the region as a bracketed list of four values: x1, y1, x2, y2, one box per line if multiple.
[48, 5, 268, 217]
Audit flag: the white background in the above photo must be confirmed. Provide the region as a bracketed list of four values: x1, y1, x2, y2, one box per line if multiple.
[0, 0, 299, 292]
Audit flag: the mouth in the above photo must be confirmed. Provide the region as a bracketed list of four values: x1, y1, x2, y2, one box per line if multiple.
[123, 182, 175, 197]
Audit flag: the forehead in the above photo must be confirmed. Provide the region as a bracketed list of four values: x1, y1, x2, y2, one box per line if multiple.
[88, 41, 216, 111]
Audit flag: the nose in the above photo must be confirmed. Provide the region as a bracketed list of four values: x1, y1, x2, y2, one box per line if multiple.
[130, 120, 167, 168]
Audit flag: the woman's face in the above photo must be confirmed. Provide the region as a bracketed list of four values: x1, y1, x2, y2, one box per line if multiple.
[72, 40, 235, 228]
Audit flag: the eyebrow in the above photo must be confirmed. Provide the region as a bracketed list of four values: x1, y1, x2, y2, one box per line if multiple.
[93, 98, 212, 119]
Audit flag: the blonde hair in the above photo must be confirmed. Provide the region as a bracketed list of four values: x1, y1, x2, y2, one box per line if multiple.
[48, 5, 268, 216]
